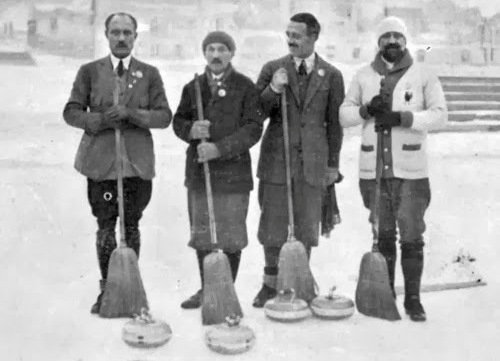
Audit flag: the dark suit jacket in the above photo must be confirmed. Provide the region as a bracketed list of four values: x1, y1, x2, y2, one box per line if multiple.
[173, 69, 263, 193]
[63, 56, 171, 180]
[256, 54, 344, 187]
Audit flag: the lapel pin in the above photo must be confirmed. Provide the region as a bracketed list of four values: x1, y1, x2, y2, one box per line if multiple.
[404, 90, 413, 103]
[318, 69, 325, 77]
[128, 84, 133, 89]
[218, 88, 226, 97]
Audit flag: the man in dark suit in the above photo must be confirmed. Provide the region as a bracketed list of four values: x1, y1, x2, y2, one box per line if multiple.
[63, 12, 171, 314]
[173, 31, 263, 309]
[253, 13, 344, 307]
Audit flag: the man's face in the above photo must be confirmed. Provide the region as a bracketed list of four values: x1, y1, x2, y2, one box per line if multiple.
[286, 21, 316, 58]
[204, 43, 233, 74]
[379, 32, 406, 63]
[105, 15, 137, 59]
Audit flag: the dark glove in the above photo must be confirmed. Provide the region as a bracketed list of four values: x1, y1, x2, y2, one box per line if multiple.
[366, 95, 389, 116]
[375, 111, 401, 132]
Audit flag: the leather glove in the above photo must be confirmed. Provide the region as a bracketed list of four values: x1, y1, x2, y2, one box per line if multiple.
[366, 95, 389, 116]
[190, 120, 211, 140]
[375, 111, 401, 132]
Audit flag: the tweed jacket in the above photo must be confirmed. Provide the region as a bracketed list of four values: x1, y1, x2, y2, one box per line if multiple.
[256, 54, 344, 187]
[173, 68, 263, 193]
[63, 56, 171, 180]
[339, 60, 447, 179]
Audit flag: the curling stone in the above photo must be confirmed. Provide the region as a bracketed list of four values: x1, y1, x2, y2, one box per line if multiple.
[205, 314, 255, 355]
[122, 308, 172, 348]
[264, 288, 311, 322]
[310, 287, 355, 320]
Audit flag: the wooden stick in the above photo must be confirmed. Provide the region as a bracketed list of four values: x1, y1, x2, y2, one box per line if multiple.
[281, 91, 296, 241]
[395, 280, 487, 295]
[194, 74, 217, 246]
[113, 82, 126, 248]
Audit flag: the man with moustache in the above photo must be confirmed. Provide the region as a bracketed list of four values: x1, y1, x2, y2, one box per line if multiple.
[173, 31, 263, 309]
[252, 13, 344, 307]
[63, 12, 171, 314]
[340, 16, 447, 321]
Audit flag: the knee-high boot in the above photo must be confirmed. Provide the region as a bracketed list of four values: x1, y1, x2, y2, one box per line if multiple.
[125, 226, 141, 258]
[92, 228, 116, 314]
[401, 243, 426, 321]
[180, 250, 210, 309]
[379, 241, 397, 298]
[225, 251, 242, 282]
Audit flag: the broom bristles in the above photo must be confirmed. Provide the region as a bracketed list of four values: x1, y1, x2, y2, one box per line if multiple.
[202, 252, 243, 325]
[277, 240, 317, 303]
[355, 251, 401, 321]
[99, 247, 148, 318]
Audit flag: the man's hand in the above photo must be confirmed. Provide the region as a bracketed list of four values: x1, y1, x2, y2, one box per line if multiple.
[190, 120, 211, 140]
[366, 95, 389, 116]
[375, 111, 401, 132]
[104, 105, 129, 123]
[197, 142, 221, 163]
[271, 68, 288, 93]
[325, 167, 340, 186]
[100, 106, 129, 130]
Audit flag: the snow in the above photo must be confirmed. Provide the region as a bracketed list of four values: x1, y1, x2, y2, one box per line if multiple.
[1, 54, 500, 361]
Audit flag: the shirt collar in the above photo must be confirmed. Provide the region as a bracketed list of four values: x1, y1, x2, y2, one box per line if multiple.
[293, 52, 316, 74]
[211, 72, 224, 80]
[110, 53, 132, 71]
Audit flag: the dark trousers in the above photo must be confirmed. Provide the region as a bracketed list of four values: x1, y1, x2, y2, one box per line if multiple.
[359, 178, 431, 248]
[87, 177, 152, 278]
[359, 177, 430, 295]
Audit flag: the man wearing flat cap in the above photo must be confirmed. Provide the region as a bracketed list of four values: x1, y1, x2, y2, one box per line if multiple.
[173, 31, 263, 309]
[340, 16, 447, 321]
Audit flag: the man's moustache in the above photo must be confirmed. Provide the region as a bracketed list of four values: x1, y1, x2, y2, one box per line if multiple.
[384, 44, 401, 50]
[288, 43, 298, 48]
[211, 59, 222, 64]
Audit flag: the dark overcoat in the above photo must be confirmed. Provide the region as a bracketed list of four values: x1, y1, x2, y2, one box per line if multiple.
[173, 69, 263, 193]
[173, 68, 263, 251]
[256, 54, 345, 247]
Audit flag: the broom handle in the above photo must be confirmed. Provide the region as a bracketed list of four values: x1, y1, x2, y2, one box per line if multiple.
[113, 82, 126, 247]
[194, 74, 218, 245]
[373, 77, 386, 251]
[281, 91, 296, 241]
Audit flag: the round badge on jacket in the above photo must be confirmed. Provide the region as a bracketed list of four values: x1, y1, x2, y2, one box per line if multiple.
[218, 89, 226, 97]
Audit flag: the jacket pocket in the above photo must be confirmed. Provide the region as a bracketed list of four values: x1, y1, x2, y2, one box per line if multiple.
[361, 144, 374, 152]
[402, 143, 421, 151]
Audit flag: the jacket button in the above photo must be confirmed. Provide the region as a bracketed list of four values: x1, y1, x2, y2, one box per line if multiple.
[384, 165, 389, 169]
[384, 148, 389, 152]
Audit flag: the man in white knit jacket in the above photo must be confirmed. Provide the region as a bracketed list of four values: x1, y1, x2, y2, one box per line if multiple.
[340, 16, 447, 321]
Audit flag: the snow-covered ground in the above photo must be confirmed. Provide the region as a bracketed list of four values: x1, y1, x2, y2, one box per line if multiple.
[1, 55, 500, 361]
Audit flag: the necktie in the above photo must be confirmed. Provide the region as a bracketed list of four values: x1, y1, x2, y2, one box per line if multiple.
[298, 59, 307, 76]
[117, 60, 124, 77]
